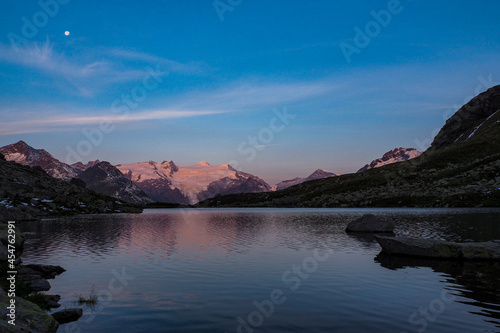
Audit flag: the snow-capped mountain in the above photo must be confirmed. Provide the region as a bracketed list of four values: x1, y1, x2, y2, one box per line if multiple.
[275, 169, 339, 191]
[0, 141, 78, 180]
[357, 147, 421, 173]
[76, 161, 153, 205]
[117, 161, 272, 204]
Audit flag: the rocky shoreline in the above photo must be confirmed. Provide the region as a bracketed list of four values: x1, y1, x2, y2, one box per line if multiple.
[0, 222, 83, 332]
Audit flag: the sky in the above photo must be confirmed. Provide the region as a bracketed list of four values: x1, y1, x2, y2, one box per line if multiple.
[0, 0, 499, 184]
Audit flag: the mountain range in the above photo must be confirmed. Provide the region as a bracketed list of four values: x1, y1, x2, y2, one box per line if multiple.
[116, 161, 272, 204]
[198, 85, 500, 208]
[1, 86, 498, 209]
[0, 140, 420, 205]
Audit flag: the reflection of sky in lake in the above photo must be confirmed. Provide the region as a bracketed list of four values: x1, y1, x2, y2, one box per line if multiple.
[19, 208, 500, 332]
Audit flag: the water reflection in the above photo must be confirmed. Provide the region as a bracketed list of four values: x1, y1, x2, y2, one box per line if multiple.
[375, 252, 500, 330]
[20, 215, 134, 261]
[16, 208, 500, 333]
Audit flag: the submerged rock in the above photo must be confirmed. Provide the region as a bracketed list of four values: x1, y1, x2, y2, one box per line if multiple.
[51, 308, 83, 324]
[375, 235, 500, 260]
[346, 214, 395, 233]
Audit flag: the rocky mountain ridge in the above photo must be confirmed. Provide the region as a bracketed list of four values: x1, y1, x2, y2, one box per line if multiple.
[77, 162, 153, 205]
[431, 85, 500, 150]
[0, 154, 142, 221]
[357, 148, 421, 173]
[0, 141, 78, 180]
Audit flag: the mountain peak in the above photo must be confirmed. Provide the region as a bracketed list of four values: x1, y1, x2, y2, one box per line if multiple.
[196, 161, 211, 166]
[357, 147, 421, 173]
[13, 140, 29, 147]
[71, 160, 101, 173]
[77, 161, 153, 205]
[304, 169, 339, 182]
[0, 141, 78, 180]
[430, 85, 500, 150]
[275, 169, 339, 191]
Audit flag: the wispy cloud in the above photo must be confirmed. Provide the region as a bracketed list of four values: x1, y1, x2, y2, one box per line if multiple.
[172, 79, 340, 112]
[105, 48, 209, 74]
[0, 77, 338, 136]
[0, 108, 225, 136]
[0, 40, 208, 96]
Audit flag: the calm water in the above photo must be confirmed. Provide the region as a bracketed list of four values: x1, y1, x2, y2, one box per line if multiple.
[19, 208, 500, 333]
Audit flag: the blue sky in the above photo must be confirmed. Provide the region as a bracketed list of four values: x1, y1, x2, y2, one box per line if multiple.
[1, 0, 499, 184]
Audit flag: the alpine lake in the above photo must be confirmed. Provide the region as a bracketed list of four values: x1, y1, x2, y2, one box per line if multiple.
[19, 208, 500, 333]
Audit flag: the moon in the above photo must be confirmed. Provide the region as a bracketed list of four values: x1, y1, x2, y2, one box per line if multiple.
[64, 31, 70, 36]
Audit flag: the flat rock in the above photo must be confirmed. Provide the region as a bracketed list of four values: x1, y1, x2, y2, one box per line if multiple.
[346, 214, 395, 233]
[24, 264, 66, 279]
[375, 235, 500, 260]
[17, 267, 51, 292]
[51, 308, 83, 324]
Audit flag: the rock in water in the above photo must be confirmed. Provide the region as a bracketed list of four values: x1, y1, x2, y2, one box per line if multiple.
[51, 308, 83, 324]
[346, 214, 395, 233]
[24, 264, 66, 279]
[375, 235, 500, 260]
[43, 294, 62, 309]
[17, 267, 51, 292]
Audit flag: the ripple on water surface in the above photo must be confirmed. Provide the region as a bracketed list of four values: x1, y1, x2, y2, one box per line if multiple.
[18, 208, 500, 333]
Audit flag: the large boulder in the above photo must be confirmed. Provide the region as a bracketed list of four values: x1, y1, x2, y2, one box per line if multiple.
[375, 236, 500, 260]
[0, 288, 59, 333]
[346, 214, 395, 233]
[51, 308, 83, 324]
